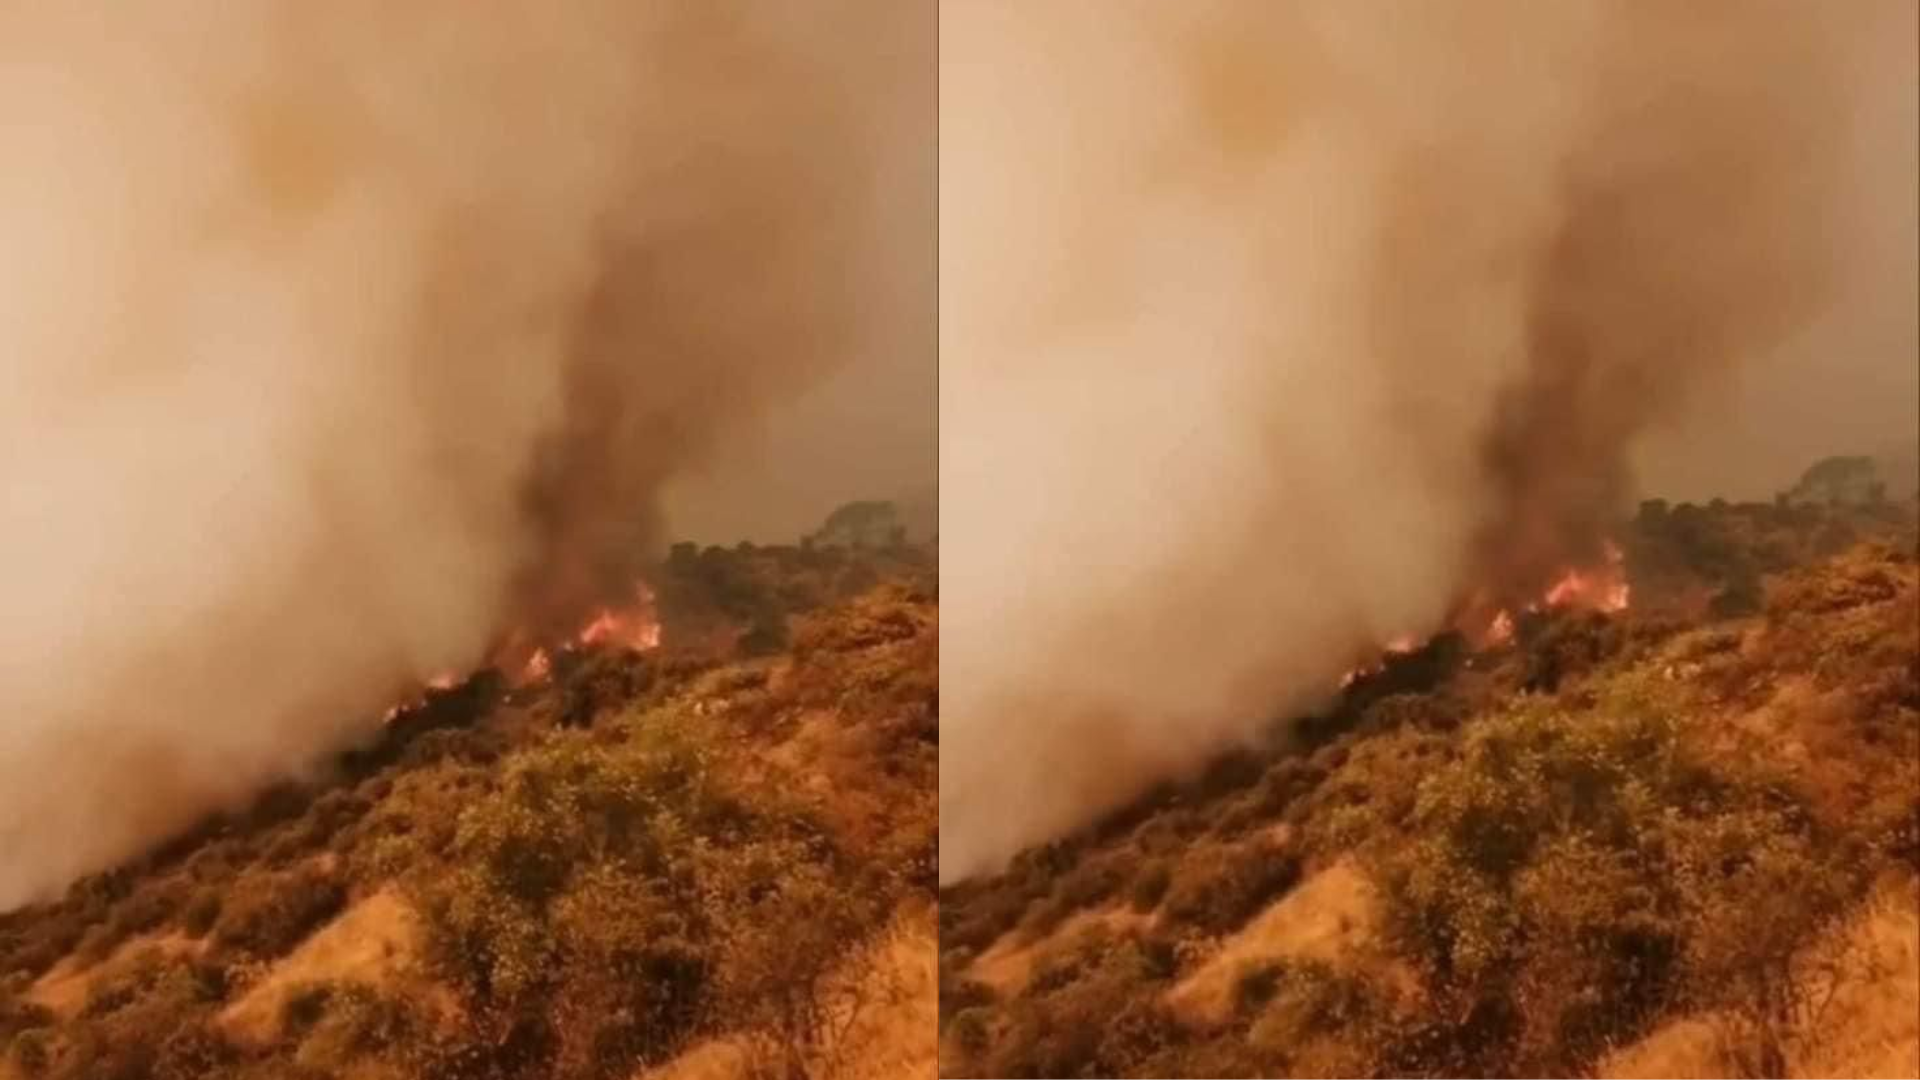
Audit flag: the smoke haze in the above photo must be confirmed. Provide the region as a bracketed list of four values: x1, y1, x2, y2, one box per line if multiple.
[940, 0, 1917, 881]
[0, 1, 925, 909]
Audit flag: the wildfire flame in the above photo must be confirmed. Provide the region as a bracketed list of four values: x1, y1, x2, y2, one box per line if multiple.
[1384, 634, 1420, 655]
[1537, 540, 1631, 614]
[575, 595, 663, 653]
[520, 647, 551, 684]
[1339, 540, 1631, 689]
[381, 582, 660, 722]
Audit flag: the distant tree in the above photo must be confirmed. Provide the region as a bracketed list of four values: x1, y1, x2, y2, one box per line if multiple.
[807, 500, 900, 549]
[1784, 456, 1879, 507]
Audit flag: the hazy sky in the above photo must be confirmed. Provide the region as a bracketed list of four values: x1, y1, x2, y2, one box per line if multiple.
[665, 2, 934, 546]
[1637, 4, 1917, 502]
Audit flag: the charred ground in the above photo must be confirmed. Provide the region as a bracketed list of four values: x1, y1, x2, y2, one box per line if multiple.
[940, 471, 1919, 1079]
[0, 532, 936, 1080]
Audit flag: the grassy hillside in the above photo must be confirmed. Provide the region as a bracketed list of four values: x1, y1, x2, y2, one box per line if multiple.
[0, 542, 936, 1080]
[939, 497, 1918, 1079]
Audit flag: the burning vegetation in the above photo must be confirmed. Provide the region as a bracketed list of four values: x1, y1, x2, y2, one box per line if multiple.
[381, 584, 667, 725]
[1345, 540, 1635, 689]
[939, 475, 1919, 1078]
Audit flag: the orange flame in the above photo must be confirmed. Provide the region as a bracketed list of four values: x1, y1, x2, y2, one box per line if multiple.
[521, 647, 551, 684]
[574, 587, 662, 653]
[381, 582, 660, 721]
[1537, 540, 1629, 614]
[1339, 539, 1631, 690]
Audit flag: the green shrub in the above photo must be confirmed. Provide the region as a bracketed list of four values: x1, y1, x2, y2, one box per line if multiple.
[408, 709, 886, 1080]
[1359, 679, 1861, 1074]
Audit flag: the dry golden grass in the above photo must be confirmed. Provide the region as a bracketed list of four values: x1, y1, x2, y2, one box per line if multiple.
[644, 1040, 752, 1080]
[1601, 1016, 1742, 1079]
[1791, 878, 1920, 1080]
[815, 904, 939, 1080]
[24, 929, 203, 1019]
[216, 887, 456, 1047]
[968, 904, 1156, 998]
[1162, 858, 1406, 1029]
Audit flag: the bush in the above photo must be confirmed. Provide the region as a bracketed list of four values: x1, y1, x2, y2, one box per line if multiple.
[946, 1006, 994, 1059]
[153, 1021, 236, 1080]
[292, 985, 415, 1070]
[1161, 841, 1301, 935]
[281, 982, 334, 1036]
[1358, 680, 1861, 1074]
[977, 935, 1174, 1079]
[213, 865, 347, 958]
[1234, 960, 1283, 1013]
[408, 709, 889, 1080]
[1051, 855, 1127, 914]
[938, 971, 996, 1028]
[1245, 960, 1391, 1077]
[181, 890, 222, 938]
[1128, 863, 1172, 913]
[11, 1027, 52, 1076]
[81, 879, 187, 961]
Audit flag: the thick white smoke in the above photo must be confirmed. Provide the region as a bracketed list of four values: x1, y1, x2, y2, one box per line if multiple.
[939, 0, 1915, 881]
[0, 1, 919, 910]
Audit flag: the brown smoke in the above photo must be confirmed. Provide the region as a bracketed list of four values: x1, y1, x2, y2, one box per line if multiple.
[0, 1, 922, 910]
[939, 0, 1914, 881]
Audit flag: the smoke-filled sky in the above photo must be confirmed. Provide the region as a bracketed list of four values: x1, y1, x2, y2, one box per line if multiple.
[667, 8, 936, 546]
[940, 0, 1918, 882]
[664, 343, 936, 546]
[0, 1, 927, 910]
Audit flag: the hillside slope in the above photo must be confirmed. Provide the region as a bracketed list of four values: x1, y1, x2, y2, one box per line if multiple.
[940, 498, 1918, 1078]
[0, 543, 936, 1080]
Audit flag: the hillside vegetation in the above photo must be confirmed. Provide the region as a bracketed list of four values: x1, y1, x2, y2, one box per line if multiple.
[0, 537, 936, 1080]
[940, 488, 1918, 1079]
